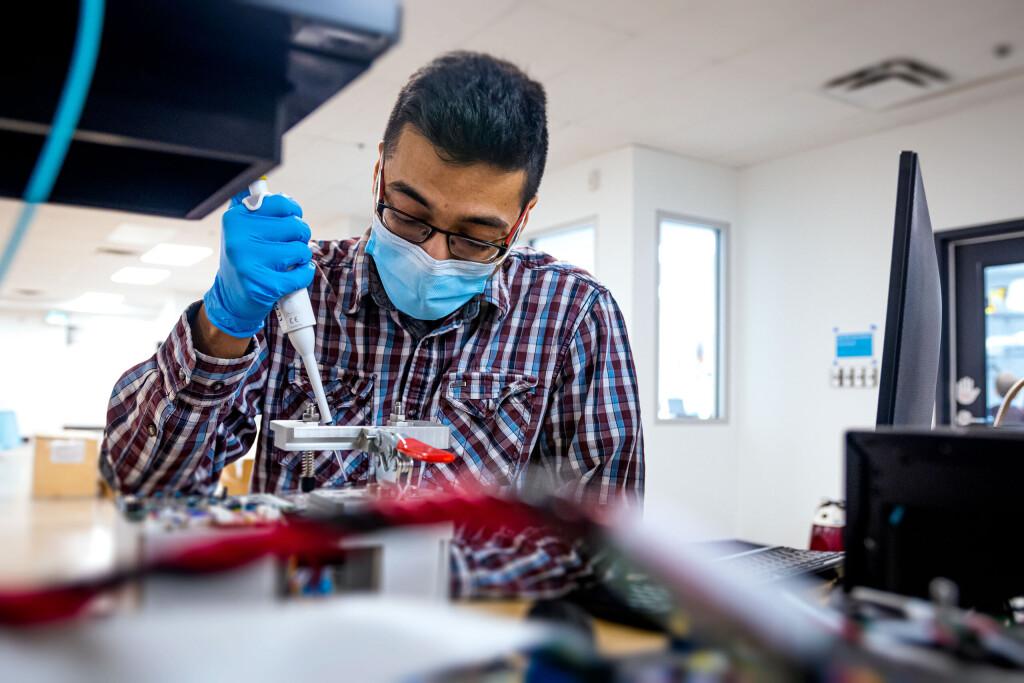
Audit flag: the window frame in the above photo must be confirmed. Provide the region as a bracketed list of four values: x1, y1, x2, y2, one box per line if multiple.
[655, 211, 729, 425]
[527, 217, 598, 275]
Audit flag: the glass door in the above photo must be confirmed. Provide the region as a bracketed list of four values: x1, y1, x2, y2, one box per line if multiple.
[938, 222, 1024, 426]
[981, 262, 1024, 424]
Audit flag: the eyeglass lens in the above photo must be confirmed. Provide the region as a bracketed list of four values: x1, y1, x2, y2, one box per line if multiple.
[381, 206, 501, 263]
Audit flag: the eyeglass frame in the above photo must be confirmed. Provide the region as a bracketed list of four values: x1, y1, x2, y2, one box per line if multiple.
[374, 156, 530, 265]
[375, 200, 529, 264]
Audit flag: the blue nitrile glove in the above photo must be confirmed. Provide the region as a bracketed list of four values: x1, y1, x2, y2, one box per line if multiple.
[202, 191, 315, 338]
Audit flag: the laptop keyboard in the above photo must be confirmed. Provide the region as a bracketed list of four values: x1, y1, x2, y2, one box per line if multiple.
[718, 546, 844, 584]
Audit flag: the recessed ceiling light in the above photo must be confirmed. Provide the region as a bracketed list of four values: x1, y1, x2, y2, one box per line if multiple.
[110, 266, 171, 286]
[63, 292, 126, 314]
[107, 224, 177, 246]
[140, 243, 213, 267]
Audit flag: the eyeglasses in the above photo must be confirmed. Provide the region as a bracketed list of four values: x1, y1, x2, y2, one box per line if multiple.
[376, 200, 524, 264]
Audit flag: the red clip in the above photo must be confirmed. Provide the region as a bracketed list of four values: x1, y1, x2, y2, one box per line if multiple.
[397, 438, 456, 464]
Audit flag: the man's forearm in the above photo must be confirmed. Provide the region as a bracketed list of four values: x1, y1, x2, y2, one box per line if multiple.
[102, 302, 267, 495]
[194, 303, 252, 358]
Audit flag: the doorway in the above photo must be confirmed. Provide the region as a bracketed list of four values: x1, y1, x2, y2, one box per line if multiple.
[937, 219, 1024, 426]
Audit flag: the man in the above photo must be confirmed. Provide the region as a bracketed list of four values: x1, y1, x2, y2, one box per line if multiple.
[102, 52, 643, 598]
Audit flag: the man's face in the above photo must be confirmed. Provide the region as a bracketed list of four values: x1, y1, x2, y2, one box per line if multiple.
[374, 125, 538, 261]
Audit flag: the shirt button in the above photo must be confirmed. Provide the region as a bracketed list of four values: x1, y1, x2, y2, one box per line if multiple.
[147, 424, 157, 437]
[177, 369, 187, 382]
[211, 381, 224, 391]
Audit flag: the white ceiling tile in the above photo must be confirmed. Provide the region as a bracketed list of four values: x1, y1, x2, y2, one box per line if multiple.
[271, 133, 378, 204]
[291, 77, 403, 146]
[580, 62, 789, 147]
[921, 16, 1024, 83]
[665, 0, 858, 60]
[728, 0, 1023, 91]
[302, 184, 373, 230]
[532, 0, 696, 35]
[544, 24, 714, 125]
[711, 109, 902, 167]
[545, 121, 634, 169]
[459, 4, 632, 81]
[658, 90, 861, 163]
[361, 0, 522, 83]
[886, 72, 1024, 126]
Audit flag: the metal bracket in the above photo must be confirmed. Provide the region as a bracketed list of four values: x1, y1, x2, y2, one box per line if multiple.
[268, 420, 450, 452]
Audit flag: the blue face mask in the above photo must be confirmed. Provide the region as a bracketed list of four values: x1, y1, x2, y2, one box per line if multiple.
[366, 211, 502, 320]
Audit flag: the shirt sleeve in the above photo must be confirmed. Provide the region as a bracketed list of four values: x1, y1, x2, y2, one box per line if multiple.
[449, 288, 645, 599]
[542, 288, 645, 507]
[100, 302, 269, 495]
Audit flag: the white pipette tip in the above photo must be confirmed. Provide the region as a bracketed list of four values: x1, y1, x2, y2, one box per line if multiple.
[304, 355, 333, 425]
[249, 176, 269, 196]
[289, 326, 332, 424]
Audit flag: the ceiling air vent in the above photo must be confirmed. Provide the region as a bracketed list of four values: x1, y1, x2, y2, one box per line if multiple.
[96, 246, 139, 257]
[14, 288, 42, 297]
[824, 58, 951, 110]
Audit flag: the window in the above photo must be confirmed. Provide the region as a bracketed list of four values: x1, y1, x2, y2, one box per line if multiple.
[529, 223, 596, 275]
[657, 215, 725, 421]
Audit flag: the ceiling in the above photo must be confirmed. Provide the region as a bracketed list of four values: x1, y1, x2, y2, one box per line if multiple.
[2, 0, 1023, 318]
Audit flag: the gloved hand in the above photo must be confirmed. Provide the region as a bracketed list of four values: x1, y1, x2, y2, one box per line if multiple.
[202, 191, 315, 338]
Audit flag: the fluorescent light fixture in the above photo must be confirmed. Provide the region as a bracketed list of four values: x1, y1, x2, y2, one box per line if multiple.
[140, 243, 213, 267]
[107, 224, 177, 246]
[45, 310, 69, 326]
[63, 292, 126, 314]
[110, 266, 171, 285]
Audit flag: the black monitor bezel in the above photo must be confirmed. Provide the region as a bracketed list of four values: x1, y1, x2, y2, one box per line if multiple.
[876, 151, 919, 426]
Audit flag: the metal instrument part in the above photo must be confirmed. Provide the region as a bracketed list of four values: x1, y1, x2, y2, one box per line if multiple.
[269, 418, 454, 495]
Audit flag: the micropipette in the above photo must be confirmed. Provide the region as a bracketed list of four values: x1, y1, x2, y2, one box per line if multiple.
[245, 176, 333, 424]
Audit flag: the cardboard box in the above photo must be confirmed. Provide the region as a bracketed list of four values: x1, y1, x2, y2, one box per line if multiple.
[32, 433, 101, 498]
[219, 457, 254, 496]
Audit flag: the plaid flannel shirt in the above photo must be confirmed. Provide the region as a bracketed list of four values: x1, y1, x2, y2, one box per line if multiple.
[102, 234, 644, 598]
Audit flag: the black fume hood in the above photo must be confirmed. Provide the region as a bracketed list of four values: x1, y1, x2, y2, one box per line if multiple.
[1, 0, 400, 218]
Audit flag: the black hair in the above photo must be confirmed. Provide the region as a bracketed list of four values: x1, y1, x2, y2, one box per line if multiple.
[383, 51, 548, 208]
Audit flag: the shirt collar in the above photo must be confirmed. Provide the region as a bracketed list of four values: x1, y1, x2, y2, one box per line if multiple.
[482, 257, 511, 321]
[343, 231, 374, 317]
[344, 229, 512, 322]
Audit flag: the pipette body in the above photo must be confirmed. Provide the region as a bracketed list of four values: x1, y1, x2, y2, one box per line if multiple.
[245, 177, 333, 424]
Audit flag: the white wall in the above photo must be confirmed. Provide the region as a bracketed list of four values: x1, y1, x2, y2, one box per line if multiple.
[735, 93, 1024, 547]
[530, 146, 636, 329]
[0, 309, 182, 437]
[631, 148, 739, 538]
[533, 145, 740, 538]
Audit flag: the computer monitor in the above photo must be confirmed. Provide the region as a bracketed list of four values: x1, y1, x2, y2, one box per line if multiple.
[845, 428, 1024, 611]
[875, 151, 942, 426]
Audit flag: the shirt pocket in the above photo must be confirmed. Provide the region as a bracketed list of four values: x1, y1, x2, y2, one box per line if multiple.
[435, 371, 539, 489]
[280, 363, 376, 487]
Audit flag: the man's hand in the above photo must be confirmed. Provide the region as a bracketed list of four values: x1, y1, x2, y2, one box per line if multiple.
[198, 192, 315, 357]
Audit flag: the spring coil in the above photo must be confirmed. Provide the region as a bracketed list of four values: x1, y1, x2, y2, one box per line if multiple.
[301, 450, 314, 479]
